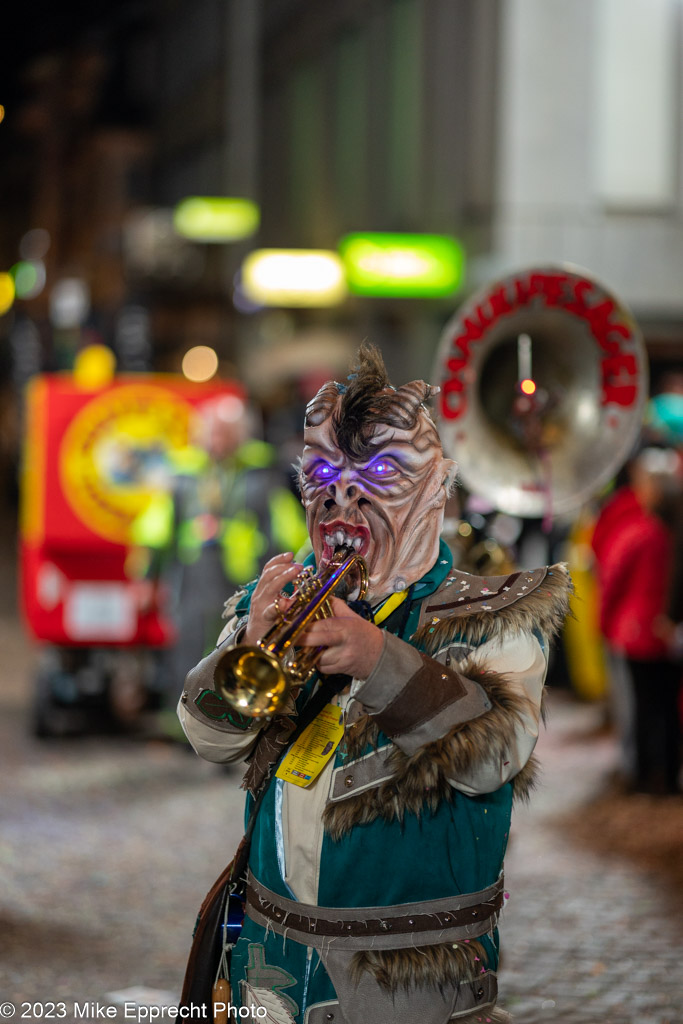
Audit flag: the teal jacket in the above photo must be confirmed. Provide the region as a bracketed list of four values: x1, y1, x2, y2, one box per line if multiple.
[179, 542, 571, 1011]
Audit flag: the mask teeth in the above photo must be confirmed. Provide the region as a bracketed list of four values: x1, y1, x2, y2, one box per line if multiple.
[324, 526, 365, 555]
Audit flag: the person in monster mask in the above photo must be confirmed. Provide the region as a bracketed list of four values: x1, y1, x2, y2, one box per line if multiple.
[178, 344, 571, 1024]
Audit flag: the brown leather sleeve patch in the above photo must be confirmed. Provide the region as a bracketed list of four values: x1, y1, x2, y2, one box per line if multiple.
[372, 654, 469, 738]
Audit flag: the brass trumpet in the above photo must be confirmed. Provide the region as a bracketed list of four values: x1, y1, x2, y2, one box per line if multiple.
[214, 547, 369, 718]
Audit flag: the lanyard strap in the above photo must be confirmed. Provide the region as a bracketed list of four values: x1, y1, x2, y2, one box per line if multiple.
[373, 589, 408, 625]
[231, 669, 350, 887]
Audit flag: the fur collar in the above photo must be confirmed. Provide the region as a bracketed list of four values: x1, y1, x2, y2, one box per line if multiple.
[413, 561, 572, 653]
[324, 663, 542, 840]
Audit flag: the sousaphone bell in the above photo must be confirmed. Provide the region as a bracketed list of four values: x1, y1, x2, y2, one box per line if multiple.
[433, 264, 648, 518]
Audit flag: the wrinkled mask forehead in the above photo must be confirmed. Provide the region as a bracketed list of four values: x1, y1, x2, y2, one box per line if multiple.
[302, 393, 443, 466]
[301, 394, 343, 461]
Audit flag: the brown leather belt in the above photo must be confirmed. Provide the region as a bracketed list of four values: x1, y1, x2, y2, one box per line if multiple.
[245, 881, 504, 939]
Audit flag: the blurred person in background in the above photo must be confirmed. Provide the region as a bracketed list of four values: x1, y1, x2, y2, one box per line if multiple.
[594, 447, 682, 794]
[131, 394, 307, 726]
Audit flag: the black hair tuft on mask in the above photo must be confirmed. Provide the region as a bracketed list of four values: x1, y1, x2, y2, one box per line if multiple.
[334, 342, 396, 459]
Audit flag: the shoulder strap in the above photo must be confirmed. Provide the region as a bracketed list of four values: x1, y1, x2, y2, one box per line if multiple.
[230, 672, 351, 887]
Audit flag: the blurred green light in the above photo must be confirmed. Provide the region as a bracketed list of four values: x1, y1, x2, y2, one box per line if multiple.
[339, 232, 465, 297]
[11, 260, 45, 299]
[173, 196, 260, 243]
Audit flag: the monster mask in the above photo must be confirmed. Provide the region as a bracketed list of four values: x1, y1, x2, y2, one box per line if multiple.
[299, 345, 456, 601]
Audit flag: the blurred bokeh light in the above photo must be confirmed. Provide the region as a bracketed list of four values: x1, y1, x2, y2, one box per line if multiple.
[241, 249, 347, 307]
[181, 345, 219, 382]
[11, 259, 46, 299]
[338, 232, 465, 297]
[49, 278, 91, 329]
[73, 344, 117, 389]
[19, 228, 50, 260]
[173, 196, 260, 243]
[0, 272, 16, 315]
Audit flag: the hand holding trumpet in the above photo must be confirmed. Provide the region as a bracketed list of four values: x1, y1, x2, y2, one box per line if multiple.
[299, 597, 384, 679]
[242, 551, 384, 682]
[242, 552, 303, 645]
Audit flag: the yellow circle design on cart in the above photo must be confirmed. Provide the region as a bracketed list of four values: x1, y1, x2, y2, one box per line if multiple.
[59, 384, 192, 543]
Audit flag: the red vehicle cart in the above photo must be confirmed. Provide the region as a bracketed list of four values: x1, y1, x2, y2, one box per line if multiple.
[19, 372, 243, 736]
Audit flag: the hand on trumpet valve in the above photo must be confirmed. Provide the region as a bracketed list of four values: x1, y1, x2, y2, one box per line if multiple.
[243, 552, 302, 646]
[299, 597, 384, 680]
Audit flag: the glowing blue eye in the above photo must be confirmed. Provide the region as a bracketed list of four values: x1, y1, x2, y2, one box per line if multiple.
[370, 461, 392, 475]
[313, 462, 336, 481]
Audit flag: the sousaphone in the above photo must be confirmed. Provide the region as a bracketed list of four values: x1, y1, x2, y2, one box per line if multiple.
[433, 264, 648, 518]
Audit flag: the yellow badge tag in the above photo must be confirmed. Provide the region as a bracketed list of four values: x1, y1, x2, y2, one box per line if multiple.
[276, 702, 345, 788]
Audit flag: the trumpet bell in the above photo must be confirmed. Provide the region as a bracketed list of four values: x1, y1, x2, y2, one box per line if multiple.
[214, 644, 288, 719]
[212, 547, 368, 720]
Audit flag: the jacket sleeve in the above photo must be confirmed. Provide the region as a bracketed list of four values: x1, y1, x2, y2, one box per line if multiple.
[177, 613, 264, 764]
[352, 626, 548, 795]
[443, 630, 547, 794]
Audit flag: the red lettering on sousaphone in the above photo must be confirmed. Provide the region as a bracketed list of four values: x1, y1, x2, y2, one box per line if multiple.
[440, 271, 639, 419]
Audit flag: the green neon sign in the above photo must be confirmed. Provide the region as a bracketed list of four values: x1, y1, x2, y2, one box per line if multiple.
[339, 232, 465, 297]
[173, 197, 260, 242]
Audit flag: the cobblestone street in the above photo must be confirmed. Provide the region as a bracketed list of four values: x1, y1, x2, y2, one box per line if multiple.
[497, 696, 683, 1023]
[1, 554, 682, 1023]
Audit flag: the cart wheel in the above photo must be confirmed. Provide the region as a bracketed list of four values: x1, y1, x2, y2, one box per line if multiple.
[30, 663, 87, 739]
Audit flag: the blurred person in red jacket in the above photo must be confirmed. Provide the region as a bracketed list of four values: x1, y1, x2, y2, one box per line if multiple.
[595, 448, 682, 794]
